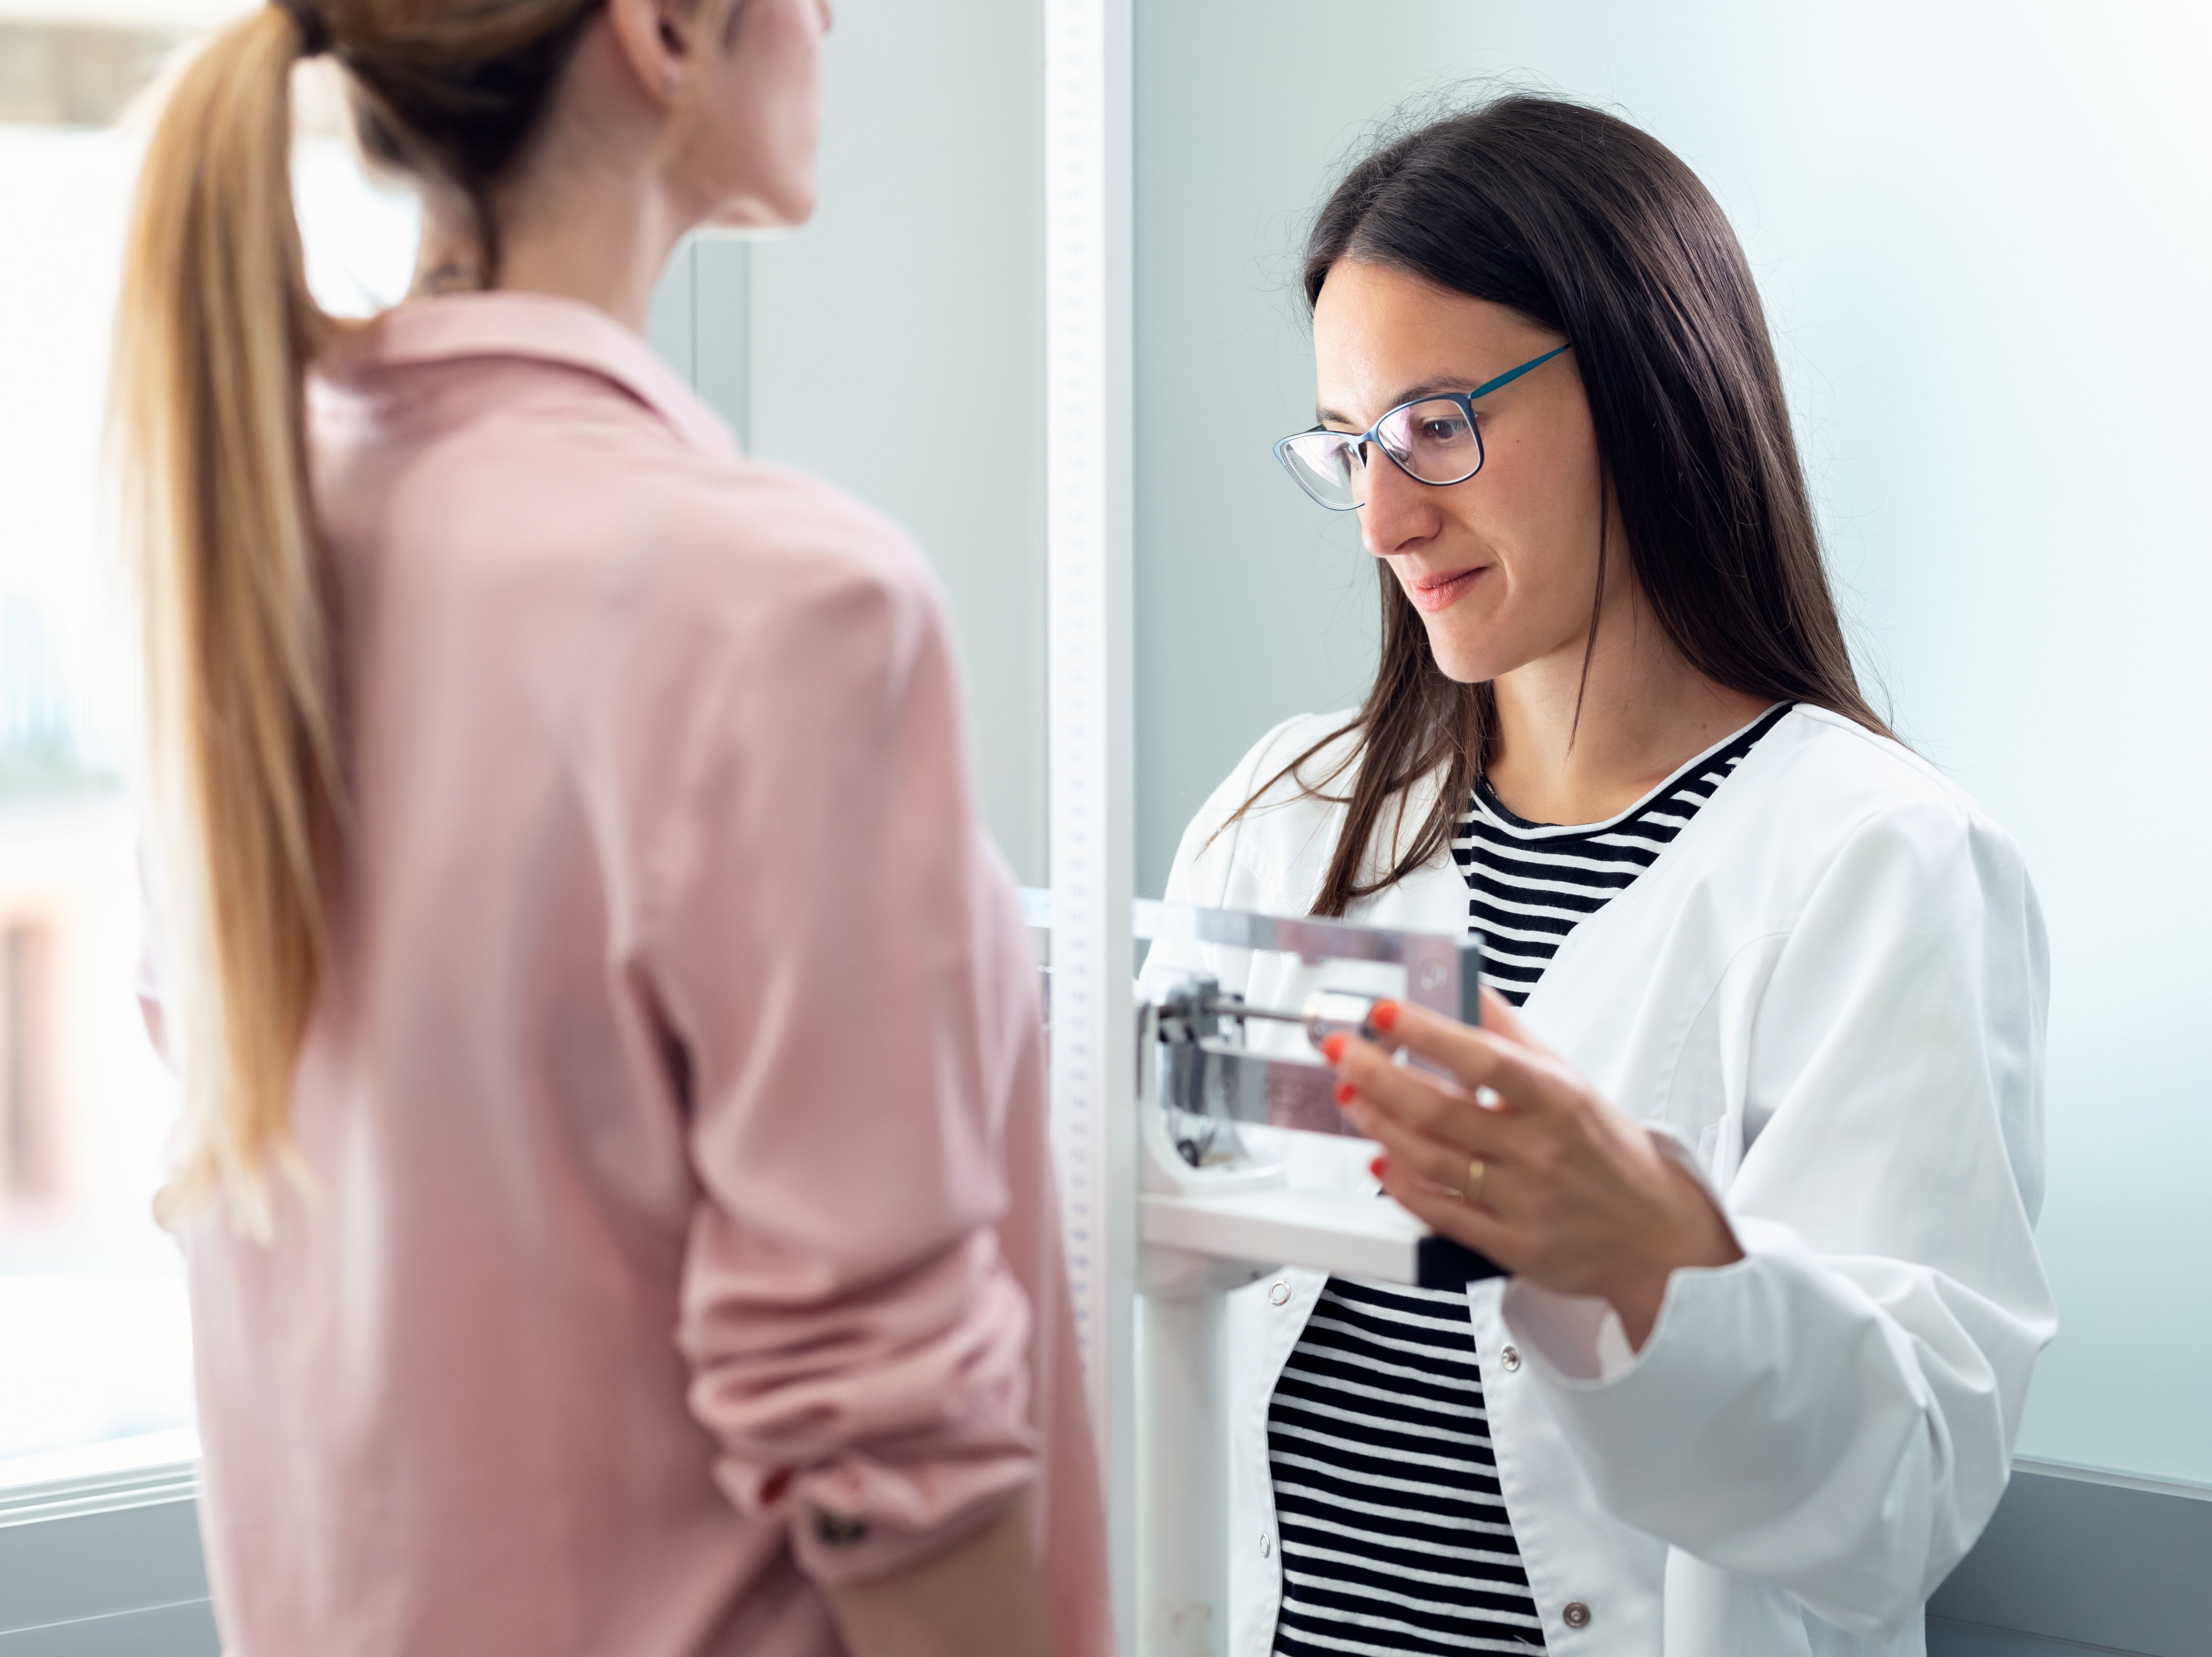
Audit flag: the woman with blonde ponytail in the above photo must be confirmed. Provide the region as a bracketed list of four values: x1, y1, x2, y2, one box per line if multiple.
[112, 2, 1107, 1653]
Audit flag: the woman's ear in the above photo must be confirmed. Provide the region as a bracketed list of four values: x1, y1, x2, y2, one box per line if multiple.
[602, 0, 696, 107]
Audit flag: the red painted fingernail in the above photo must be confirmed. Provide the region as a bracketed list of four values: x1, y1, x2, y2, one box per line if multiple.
[1369, 999, 1400, 1033]
[1333, 1080, 1357, 1107]
[1369, 1156, 1387, 1179]
[761, 1468, 793, 1504]
[1321, 1032, 1348, 1065]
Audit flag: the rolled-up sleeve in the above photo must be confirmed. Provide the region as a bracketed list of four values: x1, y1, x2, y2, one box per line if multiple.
[636, 530, 1040, 1587]
[1503, 800, 2056, 1636]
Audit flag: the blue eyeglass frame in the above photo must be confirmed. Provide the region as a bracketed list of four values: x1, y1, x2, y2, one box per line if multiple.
[1273, 343, 1573, 511]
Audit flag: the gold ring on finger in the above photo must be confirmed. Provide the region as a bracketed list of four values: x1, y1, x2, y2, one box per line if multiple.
[1464, 1155, 1486, 1206]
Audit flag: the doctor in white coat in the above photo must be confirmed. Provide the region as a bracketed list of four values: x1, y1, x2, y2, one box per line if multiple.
[1146, 96, 2052, 1657]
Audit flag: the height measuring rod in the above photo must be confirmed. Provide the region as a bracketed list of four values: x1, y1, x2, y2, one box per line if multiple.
[1041, 9, 1497, 1653]
[1044, 0, 1137, 1642]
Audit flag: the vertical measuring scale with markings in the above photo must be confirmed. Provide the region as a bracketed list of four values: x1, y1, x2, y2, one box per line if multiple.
[1024, 891, 1497, 1657]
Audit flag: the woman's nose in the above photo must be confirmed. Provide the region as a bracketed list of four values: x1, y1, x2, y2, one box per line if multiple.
[1358, 452, 1441, 558]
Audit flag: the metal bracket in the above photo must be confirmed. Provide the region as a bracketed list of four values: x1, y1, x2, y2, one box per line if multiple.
[1020, 889, 1501, 1289]
[1133, 899, 1484, 1148]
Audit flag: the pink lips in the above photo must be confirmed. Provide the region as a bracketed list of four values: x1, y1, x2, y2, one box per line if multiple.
[1406, 566, 1487, 614]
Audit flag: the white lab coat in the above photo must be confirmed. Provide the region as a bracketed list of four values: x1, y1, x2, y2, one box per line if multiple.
[1141, 704, 2053, 1657]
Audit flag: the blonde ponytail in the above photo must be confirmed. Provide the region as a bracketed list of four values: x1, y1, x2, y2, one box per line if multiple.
[114, 4, 341, 1233]
[115, 0, 724, 1230]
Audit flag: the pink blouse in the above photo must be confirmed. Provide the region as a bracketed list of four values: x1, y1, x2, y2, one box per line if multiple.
[179, 293, 1109, 1657]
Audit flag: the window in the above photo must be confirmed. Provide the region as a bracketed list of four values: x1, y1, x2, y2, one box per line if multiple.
[2, 918, 61, 1203]
[0, 0, 417, 1482]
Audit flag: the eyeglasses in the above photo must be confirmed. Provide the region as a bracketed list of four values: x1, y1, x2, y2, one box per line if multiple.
[1273, 344, 1573, 511]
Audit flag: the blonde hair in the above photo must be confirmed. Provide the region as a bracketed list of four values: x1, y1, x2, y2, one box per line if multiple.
[112, 0, 610, 1232]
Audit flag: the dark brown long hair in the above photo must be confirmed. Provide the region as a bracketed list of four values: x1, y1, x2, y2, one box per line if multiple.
[1247, 94, 1890, 917]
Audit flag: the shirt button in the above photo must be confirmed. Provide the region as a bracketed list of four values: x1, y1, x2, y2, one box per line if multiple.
[1563, 1600, 1592, 1629]
[1500, 1344, 1522, 1372]
[1268, 1280, 1291, 1306]
[812, 1510, 870, 1547]
[1260, 1531, 1272, 1557]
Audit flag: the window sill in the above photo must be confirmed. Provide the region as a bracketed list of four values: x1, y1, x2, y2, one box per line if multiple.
[0, 1430, 199, 1528]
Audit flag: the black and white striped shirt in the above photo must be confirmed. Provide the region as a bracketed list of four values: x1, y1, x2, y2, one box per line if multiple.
[1454, 703, 1794, 1006]
[1267, 705, 1790, 1655]
[1269, 1278, 1547, 1655]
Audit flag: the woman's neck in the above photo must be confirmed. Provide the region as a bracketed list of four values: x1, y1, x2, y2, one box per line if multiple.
[1483, 583, 1773, 828]
[407, 19, 696, 333]
[411, 173, 688, 336]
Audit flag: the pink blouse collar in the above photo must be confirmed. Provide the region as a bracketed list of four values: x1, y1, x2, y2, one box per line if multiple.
[332, 290, 736, 459]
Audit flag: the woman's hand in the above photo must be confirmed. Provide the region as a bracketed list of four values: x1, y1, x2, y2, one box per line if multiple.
[1325, 988, 1742, 1351]
[827, 1502, 1054, 1657]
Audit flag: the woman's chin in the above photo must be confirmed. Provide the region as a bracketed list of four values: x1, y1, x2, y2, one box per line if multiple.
[1422, 625, 1507, 687]
[706, 181, 816, 234]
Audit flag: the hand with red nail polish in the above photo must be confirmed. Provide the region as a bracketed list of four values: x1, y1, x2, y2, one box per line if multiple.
[1331, 986, 1741, 1353]
[1321, 1032, 1349, 1065]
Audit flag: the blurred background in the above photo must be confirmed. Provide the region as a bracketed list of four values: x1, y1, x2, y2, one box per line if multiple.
[0, 0, 416, 1475]
[2, 0, 2206, 1545]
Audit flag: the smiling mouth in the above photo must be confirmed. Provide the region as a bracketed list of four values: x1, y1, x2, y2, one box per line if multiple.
[1405, 566, 1487, 614]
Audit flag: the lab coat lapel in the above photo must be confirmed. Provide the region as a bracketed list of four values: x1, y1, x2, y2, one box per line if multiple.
[1343, 753, 1472, 940]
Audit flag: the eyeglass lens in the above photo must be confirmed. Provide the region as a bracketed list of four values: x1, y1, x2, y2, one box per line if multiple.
[1281, 398, 1482, 509]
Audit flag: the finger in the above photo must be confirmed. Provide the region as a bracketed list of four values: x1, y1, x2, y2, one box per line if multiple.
[1366, 1001, 1580, 1116]
[1477, 984, 1555, 1056]
[1376, 1159, 1519, 1264]
[1336, 1038, 1518, 1159]
[1357, 1104, 1553, 1233]
[1345, 1093, 1494, 1196]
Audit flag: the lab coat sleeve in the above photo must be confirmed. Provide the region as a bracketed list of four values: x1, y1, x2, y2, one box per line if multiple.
[1502, 798, 2055, 1634]
[640, 541, 1043, 1589]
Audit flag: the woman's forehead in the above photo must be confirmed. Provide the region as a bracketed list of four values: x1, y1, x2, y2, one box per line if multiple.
[1312, 268, 1552, 424]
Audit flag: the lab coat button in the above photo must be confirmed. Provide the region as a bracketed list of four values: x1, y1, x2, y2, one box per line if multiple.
[1260, 1531, 1272, 1557]
[1268, 1280, 1291, 1306]
[1500, 1344, 1522, 1372]
[1563, 1600, 1592, 1629]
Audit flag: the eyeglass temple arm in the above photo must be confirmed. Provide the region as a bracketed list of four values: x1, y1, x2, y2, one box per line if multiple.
[1271, 341, 1571, 473]
[1292, 341, 1573, 444]
[1463, 342, 1573, 403]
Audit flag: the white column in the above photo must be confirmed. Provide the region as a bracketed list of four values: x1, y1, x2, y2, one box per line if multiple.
[1136, 1285, 1231, 1657]
[1044, 0, 1136, 1646]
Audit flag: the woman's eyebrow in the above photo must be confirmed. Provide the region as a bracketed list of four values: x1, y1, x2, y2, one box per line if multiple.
[1315, 378, 1488, 425]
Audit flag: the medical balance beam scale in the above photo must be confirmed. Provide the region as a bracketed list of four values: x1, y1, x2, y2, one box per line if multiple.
[1023, 891, 1498, 1657]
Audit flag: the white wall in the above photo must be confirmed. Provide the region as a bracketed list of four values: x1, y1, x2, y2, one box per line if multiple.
[1131, 0, 2212, 1484]
[740, 0, 1048, 884]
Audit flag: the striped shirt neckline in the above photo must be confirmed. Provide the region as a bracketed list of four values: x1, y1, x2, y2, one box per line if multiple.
[1453, 702, 1793, 1007]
